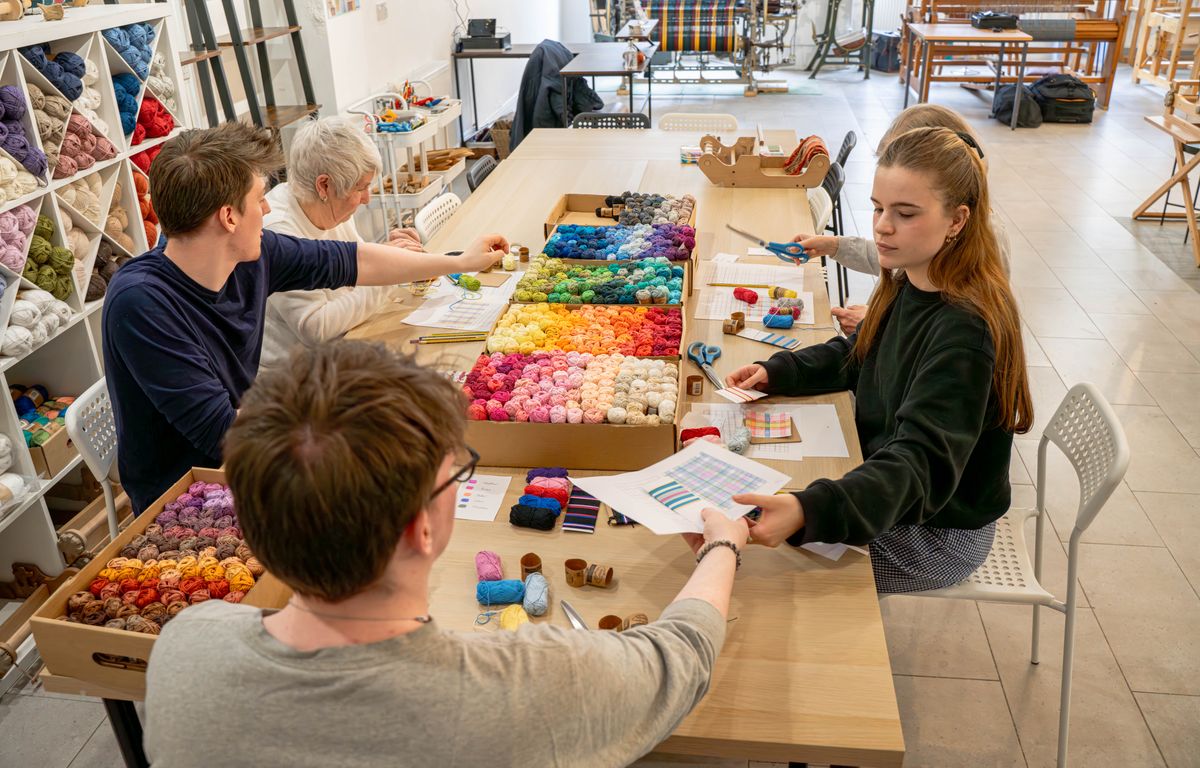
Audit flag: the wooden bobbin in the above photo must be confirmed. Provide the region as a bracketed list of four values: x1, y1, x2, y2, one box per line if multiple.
[598, 614, 622, 631]
[564, 558, 587, 587]
[722, 319, 739, 335]
[520, 552, 542, 579]
[585, 563, 614, 588]
[686, 375, 704, 396]
[619, 613, 649, 632]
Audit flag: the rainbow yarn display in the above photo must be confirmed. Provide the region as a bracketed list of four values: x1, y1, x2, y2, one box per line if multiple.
[514, 255, 683, 305]
[0, 85, 48, 179]
[102, 23, 156, 80]
[0, 204, 37, 273]
[57, 482, 260, 633]
[464, 351, 679, 424]
[542, 223, 695, 262]
[16, 389, 73, 448]
[602, 191, 695, 226]
[486, 304, 682, 357]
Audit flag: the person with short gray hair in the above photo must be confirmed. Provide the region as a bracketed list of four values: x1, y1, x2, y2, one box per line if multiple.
[260, 116, 427, 370]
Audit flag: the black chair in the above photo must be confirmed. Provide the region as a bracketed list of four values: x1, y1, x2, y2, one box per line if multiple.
[466, 155, 498, 193]
[571, 112, 650, 129]
[817, 162, 848, 306]
[831, 132, 857, 306]
[835, 130, 857, 168]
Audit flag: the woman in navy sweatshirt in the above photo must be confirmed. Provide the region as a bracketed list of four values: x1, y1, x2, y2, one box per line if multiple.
[727, 127, 1033, 593]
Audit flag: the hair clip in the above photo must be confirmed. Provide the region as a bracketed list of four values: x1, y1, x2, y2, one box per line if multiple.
[955, 131, 985, 160]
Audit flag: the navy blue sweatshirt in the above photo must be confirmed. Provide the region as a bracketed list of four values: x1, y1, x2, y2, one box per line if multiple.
[758, 281, 1014, 547]
[102, 230, 358, 512]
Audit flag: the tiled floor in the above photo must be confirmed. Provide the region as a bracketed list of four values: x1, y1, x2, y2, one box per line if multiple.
[5, 63, 1200, 768]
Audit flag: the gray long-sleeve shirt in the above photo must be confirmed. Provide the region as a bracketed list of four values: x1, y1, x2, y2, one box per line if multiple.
[145, 598, 726, 767]
[832, 218, 1013, 277]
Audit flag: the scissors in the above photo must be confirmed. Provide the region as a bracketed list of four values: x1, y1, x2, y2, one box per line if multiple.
[561, 599, 588, 630]
[687, 341, 724, 390]
[726, 224, 809, 264]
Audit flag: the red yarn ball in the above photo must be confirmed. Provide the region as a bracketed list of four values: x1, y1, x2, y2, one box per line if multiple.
[135, 587, 159, 608]
[523, 484, 569, 507]
[179, 576, 206, 595]
[89, 577, 110, 597]
[206, 579, 230, 599]
[118, 577, 140, 594]
[680, 426, 721, 443]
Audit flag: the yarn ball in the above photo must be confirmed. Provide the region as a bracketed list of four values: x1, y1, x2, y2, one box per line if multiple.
[474, 550, 503, 581]
[1, 326, 32, 357]
[526, 467, 570, 481]
[726, 425, 751, 455]
[522, 483, 569, 508]
[497, 604, 529, 631]
[0, 86, 25, 120]
[8, 300, 39, 330]
[762, 312, 794, 329]
[475, 579, 525, 606]
[733, 287, 759, 305]
[509, 504, 558, 531]
[522, 572, 549, 616]
[542, 222, 695, 262]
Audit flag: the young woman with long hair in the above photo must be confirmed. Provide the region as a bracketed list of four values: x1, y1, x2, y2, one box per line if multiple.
[725, 127, 1034, 592]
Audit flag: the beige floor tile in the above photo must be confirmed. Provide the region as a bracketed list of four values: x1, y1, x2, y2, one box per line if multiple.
[1135, 290, 1200, 345]
[1011, 443, 1032, 486]
[1090, 315, 1200, 373]
[979, 604, 1165, 768]
[1077, 542, 1200, 695]
[1015, 287, 1102, 340]
[0, 693, 105, 768]
[66, 721, 123, 768]
[879, 596, 998, 680]
[1134, 692, 1200, 768]
[1028, 366, 1069, 438]
[1010, 251, 1065, 289]
[1053, 268, 1152, 315]
[1135, 491, 1200, 595]
[1135, 371, 1200, 448]
[891, 675, 1026, 768]
[1023, 323, 1052, 367]
[1113, 405, 1200, 494]
[1068, 218, 1144, 251]
[1038, 338, 1157, 406]
[1014, 441, 1162, 547]
[1114, 262, 1195, 292]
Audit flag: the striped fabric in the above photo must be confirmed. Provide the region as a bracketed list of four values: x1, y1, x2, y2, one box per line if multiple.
[744, 412, 791, 439]
[648, 0, 739, 53]
[647, 479, 701, 511]
[562, 488, 602, 534]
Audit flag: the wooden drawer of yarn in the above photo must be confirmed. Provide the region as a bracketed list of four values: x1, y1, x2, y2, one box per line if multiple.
[542, 193, 698, 235]
[29, 426, 77, 479]
[543, 255, 696, 298]
[30, 468, 290, 699]
[485, 302, 687, 363]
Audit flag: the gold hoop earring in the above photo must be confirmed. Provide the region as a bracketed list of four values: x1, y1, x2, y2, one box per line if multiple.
[945, 232, 958, 244]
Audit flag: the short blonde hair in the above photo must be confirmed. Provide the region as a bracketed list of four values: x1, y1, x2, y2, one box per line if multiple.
[288, 117, 381, 203]
[877, 104, 978, 154]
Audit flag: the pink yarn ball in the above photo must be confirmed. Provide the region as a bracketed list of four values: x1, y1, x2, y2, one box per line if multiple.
[467, 403, 487, 420]
[487, 407, 509, 421]
[567, 407, 584, 423]
[513, 409, 529, 422]
[584, 409, 605, 424]
[529, 407, 550, 423]
[550, 406, 567, 423]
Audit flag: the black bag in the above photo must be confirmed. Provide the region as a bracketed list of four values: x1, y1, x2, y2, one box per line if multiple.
[971, 11, 1018, 29]
[1030, 73, 1095, 123]
[992, 84, 1042, 128]
[871, 31, 901, 72]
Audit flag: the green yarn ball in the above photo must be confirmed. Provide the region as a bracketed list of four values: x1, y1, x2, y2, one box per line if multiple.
[49, 246, 74, 276]
[36, 265, 57, 292]
[28, 236, 51, 265]
[455, 274, 481, 291]
[53, 275, 74, 301]
[22, 259, 38, 281]
[34, 215, 53, 241]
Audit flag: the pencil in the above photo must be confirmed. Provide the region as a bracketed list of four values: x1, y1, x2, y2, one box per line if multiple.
[707, 282, 771, 289]
[411, 336, 487, 345]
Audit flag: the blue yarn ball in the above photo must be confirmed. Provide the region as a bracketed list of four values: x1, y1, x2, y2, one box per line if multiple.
[53, 52, 85, 79]
[517, 494, 561, 513]
[523, 573, 549, 616]
[19, 45, 48, 70]
[763, 312, 794, 329]
[476, 579, 525, 606]
[103, 28, 130, 49]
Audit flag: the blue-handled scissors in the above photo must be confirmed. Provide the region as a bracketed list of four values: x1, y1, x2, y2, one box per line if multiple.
[687, 341, 724, 390]
[726, 224, 809, 264]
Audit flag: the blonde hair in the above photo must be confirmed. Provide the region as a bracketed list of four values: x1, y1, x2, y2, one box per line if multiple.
[876, 104, 978, 154]
[858, 127, 1032, 434]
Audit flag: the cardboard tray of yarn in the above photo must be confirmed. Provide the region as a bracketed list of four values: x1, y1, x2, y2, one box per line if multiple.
[467, 304, 686, 470]
[30, 468, 289, 699]
[542, 194, 700, 295]
[510, 261, 684, 309]
[483, 302, 687, 362]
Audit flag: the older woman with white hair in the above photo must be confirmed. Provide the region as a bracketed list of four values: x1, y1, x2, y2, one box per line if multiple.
[260, 116, 434, 369]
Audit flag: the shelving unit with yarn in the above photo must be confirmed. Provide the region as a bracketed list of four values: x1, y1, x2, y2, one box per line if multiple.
[0, 5, 189, 626]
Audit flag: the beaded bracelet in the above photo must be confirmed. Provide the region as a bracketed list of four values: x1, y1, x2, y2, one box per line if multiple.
[696, 539, 742, 570]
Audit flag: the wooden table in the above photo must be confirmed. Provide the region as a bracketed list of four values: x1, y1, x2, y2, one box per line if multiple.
[1132, 114, 1200, 266]
[560, 42, 659, 125]
[347, 129, 905, 766]
[905, 23, 1033, 130]
[616, 18, 659, 41]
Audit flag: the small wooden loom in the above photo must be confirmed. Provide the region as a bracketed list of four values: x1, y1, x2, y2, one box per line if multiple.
[697, 133, 829, 189]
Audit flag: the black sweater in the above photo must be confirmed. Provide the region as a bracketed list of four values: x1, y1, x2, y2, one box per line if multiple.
[759, 281, 1013, 547]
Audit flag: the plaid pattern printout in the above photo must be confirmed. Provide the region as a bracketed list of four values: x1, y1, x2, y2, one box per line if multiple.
[666, 452, 766, 510]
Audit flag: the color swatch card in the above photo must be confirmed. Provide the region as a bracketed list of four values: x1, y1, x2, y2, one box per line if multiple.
[453, 475, 511, 522]
[716, 386, 769, 404]
[572, 440, 790, 535]
[737, 328, 801, 351]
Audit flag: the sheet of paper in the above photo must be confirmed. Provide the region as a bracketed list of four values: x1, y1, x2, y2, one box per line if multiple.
[706, 262, 805, 291]
[712, 252, 740, 264]
[716, 386, 768, 403]
[801, 542, 869, 561]
[453, 475, 511, 522]
[696, 290, 814, 324]
[572, 441, 791, 534]
[686, 402, 850, 460]
[747, 246, 773, 258]
[402, 290, 507, 332]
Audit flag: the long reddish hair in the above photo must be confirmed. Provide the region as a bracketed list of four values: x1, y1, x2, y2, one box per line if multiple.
[855, 127, 1033, 434]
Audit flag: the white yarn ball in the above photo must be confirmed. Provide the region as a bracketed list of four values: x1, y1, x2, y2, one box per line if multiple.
[606, 406, 627, 424]
[8, 299, 40, 329]
[41, 310, 60, 334]
[0, 454, 10, 475]
[18, 289, 54, 313]
[0, 433, 11, 457]
[29, 322, 47, 346]
[659, 399, 676, 416]
[0, 472, 25, 501]
[1, 325, 32, 357]
[48, 300, 71, 324]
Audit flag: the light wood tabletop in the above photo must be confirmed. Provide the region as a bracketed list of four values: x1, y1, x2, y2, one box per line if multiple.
[347, 128, 905, 766]
[907, 22, 1033, 42]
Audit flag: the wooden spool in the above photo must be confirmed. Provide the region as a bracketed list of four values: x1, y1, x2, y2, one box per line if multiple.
[698, 135, 830, 189]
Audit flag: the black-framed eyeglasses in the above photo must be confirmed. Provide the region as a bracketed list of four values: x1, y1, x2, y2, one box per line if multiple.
[430, 446, 479, 500]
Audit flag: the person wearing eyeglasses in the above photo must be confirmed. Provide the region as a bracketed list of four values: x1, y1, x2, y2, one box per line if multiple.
[144, 340, 749, 767]
[790, 104, 1011, 335]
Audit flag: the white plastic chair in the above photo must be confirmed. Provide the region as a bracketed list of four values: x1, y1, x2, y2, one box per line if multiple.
[414, 192, 462, 244]
[658, 112, 739, 132]
[65, 378, 121, 540]
[899, 383, 1130, 768]
[807, 187, 833, 234]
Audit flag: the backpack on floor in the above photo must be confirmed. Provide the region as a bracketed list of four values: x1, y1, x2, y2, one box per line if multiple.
[871, 31, 901, 72]
[1030, 73, 1095, 123]
[992, 84, 1043, 128]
